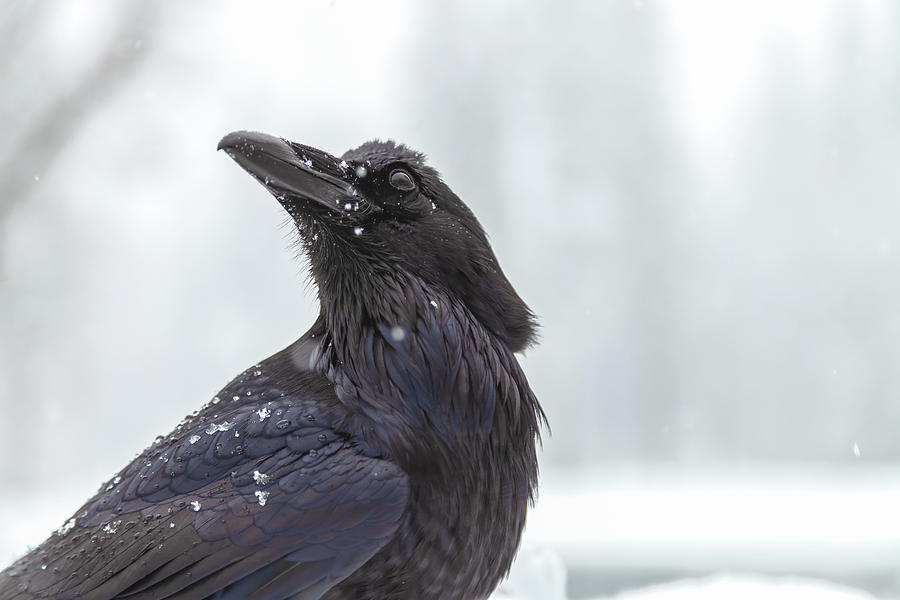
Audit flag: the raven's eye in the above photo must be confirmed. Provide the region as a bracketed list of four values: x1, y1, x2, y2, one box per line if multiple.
[389, 169, 415, 191]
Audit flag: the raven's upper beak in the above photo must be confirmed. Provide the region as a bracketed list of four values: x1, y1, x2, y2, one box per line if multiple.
[217, 131, 355, 214]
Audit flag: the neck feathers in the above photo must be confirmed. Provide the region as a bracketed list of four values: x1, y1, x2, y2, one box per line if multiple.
[312, 278, 543, 487]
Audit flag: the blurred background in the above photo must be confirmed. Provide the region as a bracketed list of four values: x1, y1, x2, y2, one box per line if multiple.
[1, 0, 899, 598]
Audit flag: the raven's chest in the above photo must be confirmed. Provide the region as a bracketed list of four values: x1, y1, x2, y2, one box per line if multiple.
[324, 442, 532, 600]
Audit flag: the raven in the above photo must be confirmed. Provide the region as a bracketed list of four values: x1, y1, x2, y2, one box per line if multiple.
[0, 132, 545, 599]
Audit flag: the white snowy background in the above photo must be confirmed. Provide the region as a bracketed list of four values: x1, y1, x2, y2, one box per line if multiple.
[1, 1, 899, 598]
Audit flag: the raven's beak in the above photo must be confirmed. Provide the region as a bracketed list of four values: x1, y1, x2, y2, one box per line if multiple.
[217, 131, 355, 214]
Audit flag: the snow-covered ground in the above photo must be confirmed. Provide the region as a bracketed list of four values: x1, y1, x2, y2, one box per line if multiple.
[499, 464, 900, 598]
[538, 574, 878, 600]
[602, 576, 879, 600]
[495, 545, 884, 599]
[498, 570, 879, 600]
[527, 465, 900, 574]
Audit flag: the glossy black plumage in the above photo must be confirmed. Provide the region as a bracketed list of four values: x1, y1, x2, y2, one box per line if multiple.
[0, 132, 544, 600]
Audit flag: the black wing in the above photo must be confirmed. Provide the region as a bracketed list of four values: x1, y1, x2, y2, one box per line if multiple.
[1, 348, 408, 600]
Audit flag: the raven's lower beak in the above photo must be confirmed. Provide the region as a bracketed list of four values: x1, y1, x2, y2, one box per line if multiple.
[217, 131, 355, 214]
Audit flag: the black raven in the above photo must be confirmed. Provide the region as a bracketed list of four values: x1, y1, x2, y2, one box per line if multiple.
[0, 132, 545, 599]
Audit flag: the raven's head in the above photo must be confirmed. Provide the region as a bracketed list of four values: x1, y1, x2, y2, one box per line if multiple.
[218, 131, 536, 352]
